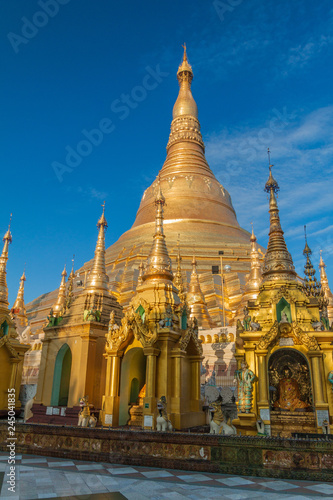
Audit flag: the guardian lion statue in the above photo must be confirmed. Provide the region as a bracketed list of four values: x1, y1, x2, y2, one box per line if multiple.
[78, 396, 97, 427]
[156, 396, 173, 431]
[209, 397, 237, 435]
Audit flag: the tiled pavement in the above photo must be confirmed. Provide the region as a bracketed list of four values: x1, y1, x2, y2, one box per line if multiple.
[0, 452, 333, 499]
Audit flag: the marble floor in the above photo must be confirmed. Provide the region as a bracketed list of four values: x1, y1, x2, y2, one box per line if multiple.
[1, 452, 333, 499]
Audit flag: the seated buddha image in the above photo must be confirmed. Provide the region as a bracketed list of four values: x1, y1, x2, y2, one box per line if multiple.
[273, 365, 310, 411]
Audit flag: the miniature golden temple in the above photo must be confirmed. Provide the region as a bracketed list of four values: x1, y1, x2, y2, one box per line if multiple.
[234, 159, 333, 436]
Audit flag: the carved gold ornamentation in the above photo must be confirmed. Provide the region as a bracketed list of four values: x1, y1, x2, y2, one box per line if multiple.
[0, 336, 20, 358]
[179, 325, 203, 354]
[257, 321, 279, 350]
[257, 321, 319, 351]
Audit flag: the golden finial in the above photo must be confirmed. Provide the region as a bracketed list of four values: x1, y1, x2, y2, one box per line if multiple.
[303, 225, 312, 256]
[250, 222, 256, 242]
[3, 213, 13, 244]
[182, 43, 187, 61]
[97, 201, 108, 229]
[265, 150, 279, 194]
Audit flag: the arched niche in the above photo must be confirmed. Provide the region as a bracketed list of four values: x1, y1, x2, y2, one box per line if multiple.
[51, 344, 72, 406]
[268, 348, 313, 411]
[129, 378, 140, 403]
[119, 347, 146, 425]
[1, 320, 9, 336]
[136, 305, 145, 323]
[276, 297, 291, 323]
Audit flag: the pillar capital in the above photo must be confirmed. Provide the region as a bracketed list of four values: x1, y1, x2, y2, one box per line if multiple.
[143, 346, 160, 356]
[105, 349, 124, 358]
[256, 349, 268, 356]
[171, 349, 186, 358]
[307, 350, 323, 359]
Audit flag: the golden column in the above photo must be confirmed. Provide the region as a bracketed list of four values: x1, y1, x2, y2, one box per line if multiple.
[102, 350, 123, 426]
[308, 351, 326, 406]
[143, 346, 160, 422]
[256, 350, 269, 407]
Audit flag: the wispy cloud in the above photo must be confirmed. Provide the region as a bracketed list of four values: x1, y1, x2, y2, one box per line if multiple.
[65, 185, 108, 201]
[205, 105, 333, 277]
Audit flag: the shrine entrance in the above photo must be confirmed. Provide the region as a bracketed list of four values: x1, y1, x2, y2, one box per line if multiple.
[268, 348, 315, 437]
[51, 344, 72, 406]
[118, 347, 146, 426]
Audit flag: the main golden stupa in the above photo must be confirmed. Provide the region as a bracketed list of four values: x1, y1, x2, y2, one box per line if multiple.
[27, 47, 257, 330]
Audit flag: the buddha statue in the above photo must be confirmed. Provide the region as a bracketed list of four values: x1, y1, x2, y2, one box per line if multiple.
[273, 366, 310, 411]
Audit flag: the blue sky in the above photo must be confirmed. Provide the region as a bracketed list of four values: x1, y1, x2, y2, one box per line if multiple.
[1, 0, 332, 305]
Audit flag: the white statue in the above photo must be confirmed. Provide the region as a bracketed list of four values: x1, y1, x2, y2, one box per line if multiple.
[280, 311, 288, 323]
[322, 419, 331, 435]
[256, 418, 266, 436]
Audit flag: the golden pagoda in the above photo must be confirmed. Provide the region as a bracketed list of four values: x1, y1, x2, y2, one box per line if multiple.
[27, 46, 257, 332]
[187, 254, 214, 328]
[33, 206, 122, 417]
[0, 218, 29, 415]
[319, 251, 333, 323]
[101, 185, 205, 429]
[234, 156, 333, 437]
[235, 224, 263, 321]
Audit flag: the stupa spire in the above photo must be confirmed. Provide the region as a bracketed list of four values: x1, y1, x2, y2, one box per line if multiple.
[85, 203, 110, 293]
[174, 236, 186, 299]
[187, 252, 213, 328]
[166, 45, 204, 153]
[262, 150, 296, 282]
[143, 182, 173, 282]
[65, 255, 75, 310]
[319, 250, 330, 292]
[52, 264, 67, 316]
[319, 250, 333, 317]
[302, 228, 326, 306]
[0, 215, 13, 310]
[244, 223, 262, 294]
[12, 270, 26, 313]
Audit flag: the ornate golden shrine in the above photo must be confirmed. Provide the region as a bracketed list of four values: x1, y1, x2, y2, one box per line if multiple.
[34, 208, 122, 410]
[234, 162, 333, 437]
[100, 184, 205, 430]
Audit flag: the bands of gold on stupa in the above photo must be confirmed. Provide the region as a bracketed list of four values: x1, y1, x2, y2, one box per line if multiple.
[262, 163, 296, 282]
[0, 217, 12, 310]
[143, 184, 173, 282]
[85, 205, 110, 293]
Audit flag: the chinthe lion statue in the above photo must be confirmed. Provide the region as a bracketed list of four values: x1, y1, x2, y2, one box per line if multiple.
[78, 396, 97, 428]
[209, 398, 237, 435]
[156, 396, 173, 431]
